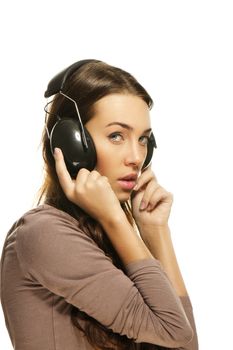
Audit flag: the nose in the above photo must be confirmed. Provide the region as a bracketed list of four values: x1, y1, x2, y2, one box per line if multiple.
[124, 141, 146, 168]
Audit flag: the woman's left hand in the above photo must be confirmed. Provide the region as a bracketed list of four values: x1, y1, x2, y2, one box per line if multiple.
[130, 166, 174, 228]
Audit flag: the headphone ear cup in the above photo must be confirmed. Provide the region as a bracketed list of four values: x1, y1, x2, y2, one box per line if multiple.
[142, 132, 156, 170]
[50, 118, 97, 178]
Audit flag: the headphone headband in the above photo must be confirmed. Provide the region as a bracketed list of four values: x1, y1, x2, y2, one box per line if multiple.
[44, 59, 156, 177]
[44, 59, 99, 98]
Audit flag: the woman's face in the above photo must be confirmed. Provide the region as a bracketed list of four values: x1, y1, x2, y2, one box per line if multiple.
[85, 93, 152, 203]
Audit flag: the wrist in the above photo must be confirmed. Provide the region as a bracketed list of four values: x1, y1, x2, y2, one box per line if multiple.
[138, 226, 173, 264]
[137, 222, 170, 235]
[99, 210, 128, 229]
[137, 223, 172, 247]
[99, 212, 153, 265]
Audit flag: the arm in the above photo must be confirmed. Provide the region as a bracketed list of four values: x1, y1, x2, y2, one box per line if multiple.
[131, 167, 199, 350]
[52, 148, 196, 347]
[136, 223, 199, 350]
[101, 216, 197, 350]
[17, 207, 193, 349]
[136, 223, 187, 296]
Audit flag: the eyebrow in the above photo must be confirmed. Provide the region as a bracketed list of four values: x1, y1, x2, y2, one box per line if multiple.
[105, 122, 152, 133]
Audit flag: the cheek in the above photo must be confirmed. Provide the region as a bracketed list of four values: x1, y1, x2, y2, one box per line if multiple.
[95, 142, 115, 170]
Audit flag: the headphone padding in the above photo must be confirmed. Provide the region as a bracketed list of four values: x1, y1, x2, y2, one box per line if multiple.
[50, 118, 97, 178]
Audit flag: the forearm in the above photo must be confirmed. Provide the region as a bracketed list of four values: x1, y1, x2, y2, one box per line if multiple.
[100, 215, 154, 266]
[137, 224, 188, 297]
[100, 217, 195, 347]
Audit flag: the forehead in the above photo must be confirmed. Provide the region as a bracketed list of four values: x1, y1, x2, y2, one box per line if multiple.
[92, 93, 151, 128]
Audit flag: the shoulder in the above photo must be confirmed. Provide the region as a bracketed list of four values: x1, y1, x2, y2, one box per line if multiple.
[20, 203, 80, 228]
[13, 205, 114, 283]
[15, 204, 105, 274]
[16, 204, 94, 253]
[18, 204, 83, 234]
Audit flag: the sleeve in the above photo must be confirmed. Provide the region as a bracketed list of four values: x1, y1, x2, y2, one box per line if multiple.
[173, 296, 198, 350]
[16, 210, 194, 348]
[139, 296, 198, 350]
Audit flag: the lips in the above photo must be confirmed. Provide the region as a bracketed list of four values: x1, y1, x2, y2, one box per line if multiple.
[118, 173, 138, 181]
[117, 173, 138, 191]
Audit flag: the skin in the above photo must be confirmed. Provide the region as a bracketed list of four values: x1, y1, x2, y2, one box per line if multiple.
[85, 93, 152, 203]
[85, 93, 173, 228]
[54, 93, 188, 296]
[55, 93, 173, 225]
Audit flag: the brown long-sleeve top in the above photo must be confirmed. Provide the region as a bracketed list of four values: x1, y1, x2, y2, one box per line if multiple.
[0, 204, 198, 349]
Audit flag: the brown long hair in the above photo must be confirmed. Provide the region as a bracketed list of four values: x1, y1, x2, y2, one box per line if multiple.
[38, 60, 154, 349]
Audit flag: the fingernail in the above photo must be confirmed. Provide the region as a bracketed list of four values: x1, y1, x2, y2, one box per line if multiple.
[133, 184, 138, 191]
[140, 200, 147, 210]
[54, 148, 60, 157]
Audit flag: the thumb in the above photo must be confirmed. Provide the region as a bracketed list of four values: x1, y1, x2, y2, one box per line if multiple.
[54, 148, 73, 195]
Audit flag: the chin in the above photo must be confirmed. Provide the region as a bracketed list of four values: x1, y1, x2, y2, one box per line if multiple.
[117, 191, 131, 204]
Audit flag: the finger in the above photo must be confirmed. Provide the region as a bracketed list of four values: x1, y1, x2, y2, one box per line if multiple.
[83, 169, 102, 189]
[134, 168, 158, 191]
[96, 175, 109, 184]
[54, 148, 74, 195]
[139, 181, 160, 210]
[75, 167, 90, 186]
[146, 188, 173, 211]
[88, 170, 102, 181]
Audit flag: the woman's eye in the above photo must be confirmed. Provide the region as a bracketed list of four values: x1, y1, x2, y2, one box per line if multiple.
[108, 132, 123, 142]
[140, 136, 150, 145]
[108, 133, 150, 145]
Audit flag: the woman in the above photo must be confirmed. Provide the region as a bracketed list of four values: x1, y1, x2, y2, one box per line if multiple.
[0, 59, 198, 349]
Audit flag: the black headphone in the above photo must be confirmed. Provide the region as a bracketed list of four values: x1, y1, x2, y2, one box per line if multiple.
[44, 59, 157, 178]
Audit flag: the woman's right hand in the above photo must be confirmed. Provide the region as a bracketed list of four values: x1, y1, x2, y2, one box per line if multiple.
[54, 148, 124, 224]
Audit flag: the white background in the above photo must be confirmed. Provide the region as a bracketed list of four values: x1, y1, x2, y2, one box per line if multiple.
[0, 1, 232, 349]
